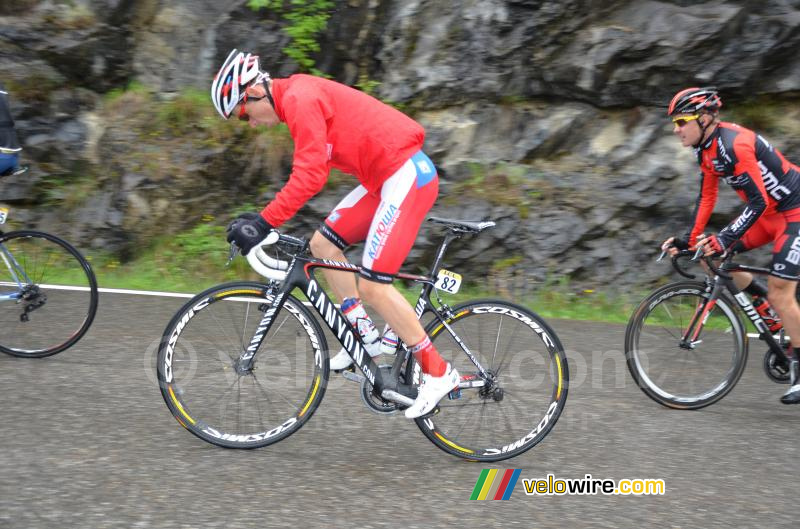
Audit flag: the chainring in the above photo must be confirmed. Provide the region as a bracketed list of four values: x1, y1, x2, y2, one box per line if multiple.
[360, 364, 399, 414]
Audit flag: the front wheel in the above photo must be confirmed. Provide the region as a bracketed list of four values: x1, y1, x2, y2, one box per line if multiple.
[407, 299, 568, 462]
[0, 230, 98, 357]
[156, 282, 329, 449]
[625, 281, 747, 410]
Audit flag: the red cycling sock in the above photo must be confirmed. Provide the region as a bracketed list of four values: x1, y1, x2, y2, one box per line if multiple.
[410, 336, 447, 377]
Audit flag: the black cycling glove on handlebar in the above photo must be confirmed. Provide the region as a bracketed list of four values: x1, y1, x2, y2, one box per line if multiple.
[226, 212, 273, 255]
[671, 237, 690, 251]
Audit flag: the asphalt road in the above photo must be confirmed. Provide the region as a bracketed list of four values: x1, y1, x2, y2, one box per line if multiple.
[1, 292, 798, 528]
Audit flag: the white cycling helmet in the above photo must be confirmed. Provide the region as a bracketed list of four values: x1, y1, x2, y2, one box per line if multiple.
[211, 49, 269, 119]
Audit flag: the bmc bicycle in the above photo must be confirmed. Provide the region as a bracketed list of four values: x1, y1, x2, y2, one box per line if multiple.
[156, 217, 568, 461]
[0, 202, 98, 357]
[625, 250, 793, 409]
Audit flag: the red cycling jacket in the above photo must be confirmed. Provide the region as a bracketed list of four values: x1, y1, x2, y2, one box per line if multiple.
[686, 122, 800, 247]
[260, 74, 425, 227]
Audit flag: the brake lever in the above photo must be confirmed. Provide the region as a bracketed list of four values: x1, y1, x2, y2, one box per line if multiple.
[227, 243, 240, 266]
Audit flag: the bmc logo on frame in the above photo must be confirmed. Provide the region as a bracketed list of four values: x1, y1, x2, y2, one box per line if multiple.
[469, 469, 521, 500]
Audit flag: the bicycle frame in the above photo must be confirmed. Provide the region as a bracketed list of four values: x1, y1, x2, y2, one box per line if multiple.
[0, 237, 30, 301]
[235, 230, 489, 406]
[680, 258, 787, 358]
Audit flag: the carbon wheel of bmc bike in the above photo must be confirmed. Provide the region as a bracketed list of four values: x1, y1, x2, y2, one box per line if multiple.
[625, 281, 747, 410]
[156, 281, 329, 449]
[0, 230, 98, 358]
[407, 299, 568, 462]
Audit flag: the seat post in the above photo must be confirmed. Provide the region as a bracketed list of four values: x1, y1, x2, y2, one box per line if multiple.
[427, 231, 460, 277]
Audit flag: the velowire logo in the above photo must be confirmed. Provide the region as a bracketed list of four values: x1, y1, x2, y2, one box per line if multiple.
[469, 469, 521, 500]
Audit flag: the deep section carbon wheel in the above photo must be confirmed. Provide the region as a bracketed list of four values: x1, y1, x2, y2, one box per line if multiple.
[157, 282, 329, 448]
[407, 299, 568, 461]
[625, 281, 747, 409]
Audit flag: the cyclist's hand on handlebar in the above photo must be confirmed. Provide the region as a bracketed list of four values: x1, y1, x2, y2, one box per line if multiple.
[226, 212, 274, 256]
[695, 233, 727, 258]
[660, 236, 689, 257]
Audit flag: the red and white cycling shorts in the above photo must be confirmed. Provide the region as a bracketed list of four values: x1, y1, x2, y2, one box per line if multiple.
[737, 208, 800, 280]
[319, 150, 438, 283]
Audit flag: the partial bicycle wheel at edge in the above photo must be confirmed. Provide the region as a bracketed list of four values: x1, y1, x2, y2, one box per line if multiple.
[156, 281, 330, 449]
[625, 281, 747, 410]
[407, 299, 568, 462]
[0, 230, 98, 357]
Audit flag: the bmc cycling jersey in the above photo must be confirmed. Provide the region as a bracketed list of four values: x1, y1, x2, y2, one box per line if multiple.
[686, 122, 800, 248]
[321, 150, 438, 282]
[260, 74, 424, 227]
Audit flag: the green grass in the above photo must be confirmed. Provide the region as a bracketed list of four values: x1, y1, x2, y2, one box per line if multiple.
[0, 218, 637, 322]
[82, 235, 642, 324]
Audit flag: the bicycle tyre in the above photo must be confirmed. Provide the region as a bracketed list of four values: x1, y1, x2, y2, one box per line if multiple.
[156, 281, 329, 449]
[406, 299, 568, 462]
[0, 230, 98, 357]
[625, 281, 747, 410]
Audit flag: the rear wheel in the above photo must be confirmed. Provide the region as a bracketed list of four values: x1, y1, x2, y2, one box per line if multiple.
[0, 230, 98, 357]
[407, 299, 568, 462]
[156, 282, 329, 448]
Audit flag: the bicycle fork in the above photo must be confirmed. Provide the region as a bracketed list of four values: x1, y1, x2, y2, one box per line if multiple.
[680, 281, 724, 349]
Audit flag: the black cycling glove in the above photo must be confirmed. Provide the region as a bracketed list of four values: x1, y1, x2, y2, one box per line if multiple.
[671, 237, 690, 250]
[226, 212, 273, 255]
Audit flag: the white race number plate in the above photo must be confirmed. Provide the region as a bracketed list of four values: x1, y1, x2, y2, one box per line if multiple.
[435, 269, 462, 294]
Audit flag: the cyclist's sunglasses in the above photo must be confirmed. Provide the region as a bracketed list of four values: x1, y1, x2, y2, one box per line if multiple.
[237, 92, 265, 122]
[672, 114, 701, 127]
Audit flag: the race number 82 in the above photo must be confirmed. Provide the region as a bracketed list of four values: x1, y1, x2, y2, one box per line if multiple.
[435, 269, 462, 294]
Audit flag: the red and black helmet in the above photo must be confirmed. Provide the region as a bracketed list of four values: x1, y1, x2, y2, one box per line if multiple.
[667, 87, 722, 116]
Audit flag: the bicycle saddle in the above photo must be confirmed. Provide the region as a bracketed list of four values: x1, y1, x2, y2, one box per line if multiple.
[427, 216, 496, 233]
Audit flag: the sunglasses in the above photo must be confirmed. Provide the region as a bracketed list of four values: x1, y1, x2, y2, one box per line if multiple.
[237, 92, 265, 122]
[672, 115, 701, 127]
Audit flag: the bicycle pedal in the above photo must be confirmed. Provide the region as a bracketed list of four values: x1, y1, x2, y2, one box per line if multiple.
[341, 368, 365, 384]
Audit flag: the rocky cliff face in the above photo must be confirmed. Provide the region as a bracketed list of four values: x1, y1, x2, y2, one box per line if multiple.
[2, 0, 800, 290]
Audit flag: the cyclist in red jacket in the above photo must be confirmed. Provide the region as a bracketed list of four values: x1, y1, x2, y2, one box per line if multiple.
[662, 87, 800, 404]
[212, 49, 458, 418]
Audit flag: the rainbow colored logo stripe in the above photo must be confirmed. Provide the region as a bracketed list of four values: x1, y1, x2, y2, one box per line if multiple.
[470, 469, 522, 500]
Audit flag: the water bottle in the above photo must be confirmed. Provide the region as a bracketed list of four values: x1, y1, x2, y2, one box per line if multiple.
[380, 324, 399, 355]
[753, 296, 782, 333]
[341, 297, 380, 353]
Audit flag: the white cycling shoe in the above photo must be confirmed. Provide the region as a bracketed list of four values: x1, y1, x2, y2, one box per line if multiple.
[329, 343, 380, 371]
[405, 364, 460, 419]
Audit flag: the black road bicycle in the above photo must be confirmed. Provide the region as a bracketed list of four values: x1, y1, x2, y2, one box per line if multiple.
[0, 180, 98, 357]
[626, 250, 794, 409]
[156, 217, 568, 461]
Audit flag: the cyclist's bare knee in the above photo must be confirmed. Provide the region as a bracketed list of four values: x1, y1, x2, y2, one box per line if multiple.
[731, 271, 754, 290]
[309, 231, 343, 260]
[767, 276, 798, 308]
[358, 279, 389, 304]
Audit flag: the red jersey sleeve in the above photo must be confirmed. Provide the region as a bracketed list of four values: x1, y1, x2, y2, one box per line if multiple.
[261, 88, 332, 227]
[687, 170, 719, 246]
